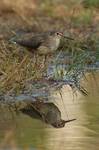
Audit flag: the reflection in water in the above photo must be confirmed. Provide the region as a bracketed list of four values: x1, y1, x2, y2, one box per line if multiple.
[46, 73, 99, 150]
[0, 73, 99, 150]
[20, 100, 76, 128]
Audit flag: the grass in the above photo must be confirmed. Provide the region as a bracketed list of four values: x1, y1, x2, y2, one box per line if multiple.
[83, 0, 99, 8]
[70, 9, 93, 26]
[0, 0, 99, 95]
[0, 41, 46, 94]
[0, 28, 99, 95]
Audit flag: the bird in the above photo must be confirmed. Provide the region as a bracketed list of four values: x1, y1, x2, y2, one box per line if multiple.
[20, 100, 76, 128]
[10, 31, 73, 55]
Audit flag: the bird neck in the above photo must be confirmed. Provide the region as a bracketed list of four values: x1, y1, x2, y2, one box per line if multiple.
[50, 37, 60, 50]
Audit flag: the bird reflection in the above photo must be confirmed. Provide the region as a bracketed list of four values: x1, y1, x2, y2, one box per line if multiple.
[20, 100, 76, 128]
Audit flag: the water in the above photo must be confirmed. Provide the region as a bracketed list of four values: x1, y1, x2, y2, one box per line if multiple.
[0, 73, 99, 150]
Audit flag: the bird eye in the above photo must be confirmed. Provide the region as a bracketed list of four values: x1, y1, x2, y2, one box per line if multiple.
[56, 32, 63, 36]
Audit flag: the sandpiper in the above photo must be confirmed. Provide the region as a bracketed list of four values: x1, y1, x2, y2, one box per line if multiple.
[10, 31, 73, 55]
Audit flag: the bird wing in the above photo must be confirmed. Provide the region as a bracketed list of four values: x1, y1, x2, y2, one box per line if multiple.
[10, 32, 47, 49]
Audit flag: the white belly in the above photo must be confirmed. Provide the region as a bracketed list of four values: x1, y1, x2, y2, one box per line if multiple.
[50, 38, 60, 51]
[38, 37, 60, 54]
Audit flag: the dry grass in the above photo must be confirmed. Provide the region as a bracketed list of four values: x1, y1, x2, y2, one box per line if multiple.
[0, 0, 98, 95]
[0, 0, 36, 15]
[0, 40, 47, 94]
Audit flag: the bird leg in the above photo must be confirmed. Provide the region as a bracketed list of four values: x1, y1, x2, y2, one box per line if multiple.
[43, 55, 47, 65]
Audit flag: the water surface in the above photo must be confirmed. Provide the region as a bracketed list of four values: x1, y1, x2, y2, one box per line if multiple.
[0, 73, 99, 150]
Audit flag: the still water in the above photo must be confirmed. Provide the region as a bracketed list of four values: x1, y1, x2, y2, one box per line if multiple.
[0, 73, 99, 150]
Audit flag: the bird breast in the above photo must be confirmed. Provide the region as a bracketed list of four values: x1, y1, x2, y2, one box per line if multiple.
[37, 36, 60, 55]
[50, 37, 60, 51]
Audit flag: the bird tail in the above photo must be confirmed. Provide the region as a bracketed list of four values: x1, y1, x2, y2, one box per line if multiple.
[9, 37, 17, 44]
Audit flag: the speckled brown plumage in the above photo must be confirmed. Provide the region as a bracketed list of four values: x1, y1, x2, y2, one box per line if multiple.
[10, 31, 73, 55]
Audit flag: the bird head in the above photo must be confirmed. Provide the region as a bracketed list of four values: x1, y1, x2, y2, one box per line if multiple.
[51, 120, 66, 128]
[51, 119, 76, 128]
[49, 31, 64, 39]
[50, 31, 74, 40]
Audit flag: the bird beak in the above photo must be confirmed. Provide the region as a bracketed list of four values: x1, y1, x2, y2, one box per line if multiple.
[58, 32, 74, 40]
[64, 119, 76, 124]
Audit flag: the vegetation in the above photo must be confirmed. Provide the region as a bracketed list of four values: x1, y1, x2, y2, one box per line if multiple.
[0, 0, 99, 149]
[0, 0, 99, 95]
[83, 0, 99, 8]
